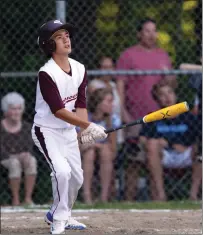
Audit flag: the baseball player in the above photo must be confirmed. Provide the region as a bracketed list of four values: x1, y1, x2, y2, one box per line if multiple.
[31, 19, 108, 234]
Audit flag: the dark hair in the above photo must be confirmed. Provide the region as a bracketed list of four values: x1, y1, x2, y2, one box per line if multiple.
[137, 18, 156, 32]
[99, 56, 114, 66]
[151, 80, 174, 102]
[88, 88, 113, 114]
[97, 56, 115, 69]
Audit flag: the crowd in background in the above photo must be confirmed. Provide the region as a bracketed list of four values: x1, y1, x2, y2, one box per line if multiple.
[1, 18, 202, 206]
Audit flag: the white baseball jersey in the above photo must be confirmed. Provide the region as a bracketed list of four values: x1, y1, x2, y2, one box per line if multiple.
[34, 57, 87, 129]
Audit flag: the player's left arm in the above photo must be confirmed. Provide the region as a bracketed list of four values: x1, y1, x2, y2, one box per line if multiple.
[75, 70, 88, 130]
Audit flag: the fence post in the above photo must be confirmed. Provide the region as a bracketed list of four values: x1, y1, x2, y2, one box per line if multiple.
[56, 0, 66, 22]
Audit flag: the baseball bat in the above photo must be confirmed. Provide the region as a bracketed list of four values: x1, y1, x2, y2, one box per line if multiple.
[105, 101, 189, 134]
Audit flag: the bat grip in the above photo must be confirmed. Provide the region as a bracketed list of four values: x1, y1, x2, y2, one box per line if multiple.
[104, 118, 143, 134]
[105, 128, 117, 134]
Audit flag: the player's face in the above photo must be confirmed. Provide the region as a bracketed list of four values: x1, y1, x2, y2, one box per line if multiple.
[157, 86, 177, 107]
[52, 29, 71, 55]
[98, 93, 113, 114]
[6, 104, 23, 122]
[139, 22, 157, 48]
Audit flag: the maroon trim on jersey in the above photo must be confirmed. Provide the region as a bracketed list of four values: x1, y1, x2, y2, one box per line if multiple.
[63, 97, 77, 104]
[34, 126, 60, 215]
[75, 70, 87, 109]
[38, 71, 65, 114]
[63, 66, 72, 76]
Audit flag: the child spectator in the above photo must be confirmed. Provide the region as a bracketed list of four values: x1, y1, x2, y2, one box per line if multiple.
[88, 56, 123, 144]
[80, 88, 117, 204]
[140, 80, 201, 201]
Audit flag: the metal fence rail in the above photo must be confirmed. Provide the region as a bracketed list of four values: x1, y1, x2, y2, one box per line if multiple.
[1, 70, 202, 78]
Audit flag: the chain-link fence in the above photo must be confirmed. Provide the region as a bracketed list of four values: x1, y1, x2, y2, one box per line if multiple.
[1, 0, 202, 206]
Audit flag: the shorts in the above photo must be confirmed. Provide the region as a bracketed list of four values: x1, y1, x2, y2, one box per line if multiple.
[1, 154, 37, 178]
[162, 147, 192, 169]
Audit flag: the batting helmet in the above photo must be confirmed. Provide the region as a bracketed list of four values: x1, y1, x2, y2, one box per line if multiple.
[37, 19, 74, 56]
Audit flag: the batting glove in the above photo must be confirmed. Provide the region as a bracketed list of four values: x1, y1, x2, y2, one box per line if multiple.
[80, 123, 108, 144]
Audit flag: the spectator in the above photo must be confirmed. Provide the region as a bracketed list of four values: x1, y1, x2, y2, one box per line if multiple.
[179, 62, 202, 115]
[179, 62, 202, 160]
[88, 56, 123, 144]
[80, 88, 117, 204]
[88, 56, 116, 93]
[140, 80, 202, 201]
[115, 18, 176, 202]
[1, 92, 37, 206]
[116, 18, 176, 139]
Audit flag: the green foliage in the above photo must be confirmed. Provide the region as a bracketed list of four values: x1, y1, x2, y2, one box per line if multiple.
[95, 0, 199, 67]
[1, 0, 200, 71]
[1, 0, 55, 72]
[22, 55, 44, 71]
[0, 41, 9, 71]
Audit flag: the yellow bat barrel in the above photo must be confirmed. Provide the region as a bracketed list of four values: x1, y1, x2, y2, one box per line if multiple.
[143, 102, 189, 123]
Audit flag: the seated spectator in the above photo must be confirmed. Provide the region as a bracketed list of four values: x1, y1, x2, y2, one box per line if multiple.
[180, 60, 202, 163]
[140, 80, 202, 201]
[1, 92, 37, 206]
[80, 88, 117, 204]
[88, 56, 123, 145]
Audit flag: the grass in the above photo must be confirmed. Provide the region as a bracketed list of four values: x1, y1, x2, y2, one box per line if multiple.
[19, 200, 201, 210]
[72, 200, 202, 210]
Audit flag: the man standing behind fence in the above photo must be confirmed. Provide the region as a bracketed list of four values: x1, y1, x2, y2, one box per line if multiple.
[116, 18, 176, 137]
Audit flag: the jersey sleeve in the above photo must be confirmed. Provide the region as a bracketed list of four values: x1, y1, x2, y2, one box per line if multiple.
[38, 71, 65, 114]
[75, 70, 87, 109]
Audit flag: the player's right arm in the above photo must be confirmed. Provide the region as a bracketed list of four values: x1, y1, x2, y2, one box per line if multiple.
[55, 109, 90, 129]
[38, 71, 90, 129]
[38, 72, 107, 143]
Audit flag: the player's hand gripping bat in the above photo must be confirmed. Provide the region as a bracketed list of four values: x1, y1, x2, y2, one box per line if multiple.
[105, 101, 189, 134]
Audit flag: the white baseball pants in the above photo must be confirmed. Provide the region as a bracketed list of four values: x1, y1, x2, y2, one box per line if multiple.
[31, 124, 83, 220]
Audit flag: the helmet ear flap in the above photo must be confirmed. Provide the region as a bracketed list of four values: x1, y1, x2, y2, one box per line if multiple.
[46, 39, 56, 53]
[42, 39, 56, 56]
